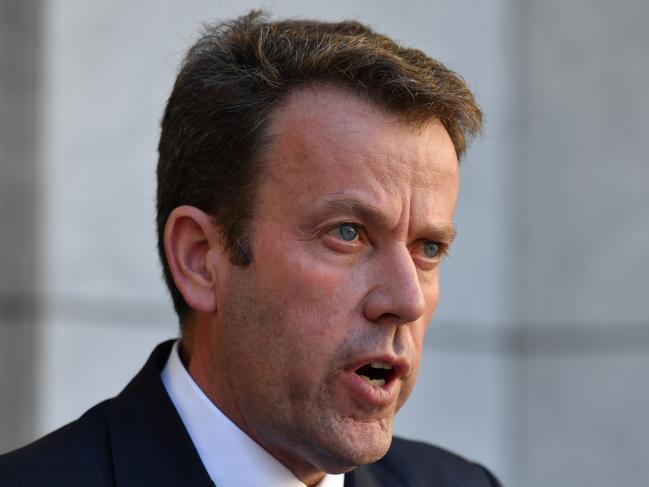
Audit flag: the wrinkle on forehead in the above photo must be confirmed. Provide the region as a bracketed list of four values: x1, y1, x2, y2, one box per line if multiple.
[263, 87, 458, 186]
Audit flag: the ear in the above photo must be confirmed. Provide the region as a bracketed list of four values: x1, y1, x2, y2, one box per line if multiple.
[163, 205, 224, 314]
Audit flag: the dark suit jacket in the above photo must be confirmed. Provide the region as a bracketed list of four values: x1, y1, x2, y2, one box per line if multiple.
[0, 341, 501, 486]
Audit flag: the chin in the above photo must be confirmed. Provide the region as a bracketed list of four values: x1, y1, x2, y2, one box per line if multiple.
[311, 418, 394, 473]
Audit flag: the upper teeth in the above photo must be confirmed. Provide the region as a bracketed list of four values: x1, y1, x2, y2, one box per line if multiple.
[371, 361, 392, 370]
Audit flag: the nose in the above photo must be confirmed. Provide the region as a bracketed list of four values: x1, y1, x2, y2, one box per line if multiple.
[362, 246, 429, 326]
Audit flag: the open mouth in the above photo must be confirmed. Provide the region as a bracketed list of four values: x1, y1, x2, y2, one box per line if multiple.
[355, 361, 394, 387]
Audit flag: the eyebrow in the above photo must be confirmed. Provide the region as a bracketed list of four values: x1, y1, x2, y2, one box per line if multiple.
[307, 196, 457, 244]
[321, 198, 390, 228]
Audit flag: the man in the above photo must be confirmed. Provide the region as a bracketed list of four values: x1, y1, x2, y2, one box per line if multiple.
[0, 11, 500, 487]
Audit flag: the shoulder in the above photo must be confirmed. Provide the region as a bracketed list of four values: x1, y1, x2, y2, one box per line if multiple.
[350, 436, 502, 487]
[0, 400, 115, 486]
[0, 341, 183, 487]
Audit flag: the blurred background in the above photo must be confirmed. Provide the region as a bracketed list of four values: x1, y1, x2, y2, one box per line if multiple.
[1, 0, 648, 485]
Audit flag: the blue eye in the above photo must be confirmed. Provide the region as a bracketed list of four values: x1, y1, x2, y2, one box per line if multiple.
[423, 241, 440, 258]
[338, 223, 359, 241]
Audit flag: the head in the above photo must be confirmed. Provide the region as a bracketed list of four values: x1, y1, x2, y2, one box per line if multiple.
[157, 10, 481, 321]
[157, 10, 481, 485]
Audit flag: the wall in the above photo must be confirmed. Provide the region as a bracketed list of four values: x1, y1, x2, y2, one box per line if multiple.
[514, 1, 649, 485]
[0, 0, 41, 455]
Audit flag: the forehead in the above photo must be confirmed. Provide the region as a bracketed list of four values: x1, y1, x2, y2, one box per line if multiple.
[259, 86, 459, 207]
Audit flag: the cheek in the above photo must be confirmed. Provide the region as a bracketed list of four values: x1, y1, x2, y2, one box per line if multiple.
[279, 265, 361, 342]
[261, 239, 366, 313]
[416, 270, 440, 322]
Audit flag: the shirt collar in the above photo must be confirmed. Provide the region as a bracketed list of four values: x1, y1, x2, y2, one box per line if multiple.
[161, 340, 345, 487]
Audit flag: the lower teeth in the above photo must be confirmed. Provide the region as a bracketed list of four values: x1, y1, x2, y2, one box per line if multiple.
[359, 374, 386, 387]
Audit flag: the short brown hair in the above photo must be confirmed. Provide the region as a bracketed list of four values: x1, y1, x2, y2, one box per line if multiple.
[157, 10, 482, 322]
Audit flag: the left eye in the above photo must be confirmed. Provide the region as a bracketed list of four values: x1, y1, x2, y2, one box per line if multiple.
[337, 223, 359, 242]
[423, 241, 441, 259]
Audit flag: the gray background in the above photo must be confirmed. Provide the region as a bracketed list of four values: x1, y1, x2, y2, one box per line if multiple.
[2, 1, 648, 486]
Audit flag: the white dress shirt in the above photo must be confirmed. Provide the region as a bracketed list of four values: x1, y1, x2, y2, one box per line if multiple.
[161, 341, 345, 487]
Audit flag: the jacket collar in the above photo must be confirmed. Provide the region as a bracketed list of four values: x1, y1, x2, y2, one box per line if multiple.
[107, 340, 214, 486]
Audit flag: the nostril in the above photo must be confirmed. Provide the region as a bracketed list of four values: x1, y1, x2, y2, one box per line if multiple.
[373, 312, 406, 327]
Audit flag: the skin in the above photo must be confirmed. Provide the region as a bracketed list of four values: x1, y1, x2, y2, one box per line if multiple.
[166, 87, 460, 486]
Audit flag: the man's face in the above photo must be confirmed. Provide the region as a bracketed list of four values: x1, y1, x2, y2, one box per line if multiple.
[206, 88, 459, 479]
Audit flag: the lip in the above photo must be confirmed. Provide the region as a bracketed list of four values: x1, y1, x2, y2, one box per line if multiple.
[339, 355, 411, 409]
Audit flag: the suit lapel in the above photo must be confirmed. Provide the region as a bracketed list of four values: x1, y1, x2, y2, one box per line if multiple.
[345, 464, 401, 487]
[106, 341, 214, 486]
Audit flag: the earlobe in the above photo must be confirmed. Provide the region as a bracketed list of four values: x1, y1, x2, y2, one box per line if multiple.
[164, 205, 222, 314]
